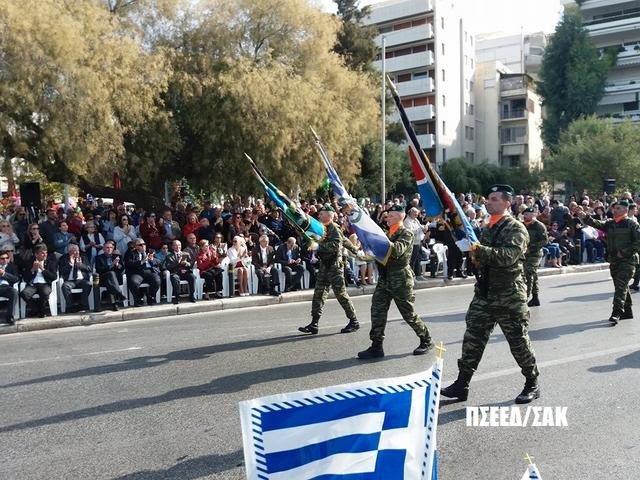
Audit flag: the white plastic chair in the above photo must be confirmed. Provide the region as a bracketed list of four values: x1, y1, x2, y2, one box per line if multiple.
[0, 283, 20, 320]
[165, 268, 203, 301]
[19, 278, 60, 318]
[98, 273, 129, 308]
[58, 274, 95, 313]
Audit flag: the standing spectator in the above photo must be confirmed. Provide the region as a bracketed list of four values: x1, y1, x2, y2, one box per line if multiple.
[124, 239, 161, 306]
[39, 208, 59, 250]
[0, 251, 19, 324]
[53, 221, 76, 256]
[163, 240, 197, 304]
[404, 207, 426, 279]
[196, 239, 224, 299]
[252, 235, 280, 295]
[12, 207, 29, 242]
[113, 215, 137, 255]
[550, 200, 569, 230]
[19, 223, 45, 268]
[275, 237, 305, 292]
[161, 209, 181, 244]
[95, 240, 127, 311]
[199, 200, 216, 222]
[181, 213, 200, 240]
[227, 236, 250, 296]
[65, 208, 83, 239]
[0, 220, 20, 262]
[80, 221, 105, 266]
[101, 210, 118, 242]
[59, 244, 92, 313]
[20, 244, 58, 318]
[139, 212, 165, 251]
[433, 220, 465, 279]
[196, 217, 215, 243]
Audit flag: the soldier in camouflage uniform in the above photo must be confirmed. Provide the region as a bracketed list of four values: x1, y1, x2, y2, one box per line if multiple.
[358, 205, 433, 359]
[627, 203, 640, 292]
[442, 185, 540, 404]
[298, 205, 360, 335]
[522, 206, 547, 307]
[579, 199, 640, 325]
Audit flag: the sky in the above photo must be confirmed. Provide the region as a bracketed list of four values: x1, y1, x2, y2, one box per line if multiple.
[313, 0, 564, 36]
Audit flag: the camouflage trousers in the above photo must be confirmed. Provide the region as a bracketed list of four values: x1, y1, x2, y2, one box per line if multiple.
[369, 268, 429, 342]
[610, 261, 635, 312]
[458, 293, 539, 380]
[311, 263, 356, 322]
[523, 254, 543, 296]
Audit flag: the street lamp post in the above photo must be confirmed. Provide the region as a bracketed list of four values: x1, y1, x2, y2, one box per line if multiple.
[381, 35, 386, 203]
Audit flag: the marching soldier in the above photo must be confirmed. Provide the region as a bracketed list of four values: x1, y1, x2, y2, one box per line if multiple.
[358, 205, 433, 359]
[298, 205, 360, 335]
[522, 206, 547, 307]
[578, 199, 640, 324]
[627, 203, 640, 292]
[442, 185, 540, 404]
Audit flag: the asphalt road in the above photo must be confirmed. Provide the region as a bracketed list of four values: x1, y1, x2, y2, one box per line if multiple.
[0, 270, 638, 480]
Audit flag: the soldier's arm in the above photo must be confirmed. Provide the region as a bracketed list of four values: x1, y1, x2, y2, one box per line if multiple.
[531, 224, 548, 251]
[583, 214, 607, 231]
[474, 223, 528, 267]
[389, 229, 413, 258]
[630, 221, 640, 255]
[321, 226, 341, 254]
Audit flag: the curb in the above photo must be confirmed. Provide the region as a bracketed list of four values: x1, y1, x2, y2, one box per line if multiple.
[0, 263, 610, 336]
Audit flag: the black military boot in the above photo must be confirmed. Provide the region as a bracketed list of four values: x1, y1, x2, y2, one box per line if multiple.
[630, 280, 639, 292]
[357, 341, 384, 359]
[621, 305, 633, 320]
[413, 335, 434, 355]
[441, 371, 471, 401]
[298, 318, 319, 334]
[515, 377, 540, 404]
[608, 308, 623, 325]
[527, 294, 540, 307]
[340, 319, 360, 333]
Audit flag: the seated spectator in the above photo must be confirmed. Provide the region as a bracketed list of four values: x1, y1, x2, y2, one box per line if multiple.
[114, 215, 138, 255]
[559, 228, 578, 265]
[183, 233, 199, 259]
[12, 207, 29, 242]
[196, 217, 216, 243]
[59, 244, 92, 313]
[251, 235, 280, 296]
[182, 212, 200, 240]
[20, 244, 58, 318]
[0, 220, 20, 262]
[300, 245, 318, 289]
[80, 221, 105, 266]
[275, 237, 304, 292]
[212, 233, 228, 258]
[124, 239, 162, 307]
[53, 221, 76, 256]
[139, 212, 165, 251]
[196, 239, 224, 299]
[101, 210, 118, 242]
[227, 235, 250, 296]
[163, 239, 197, 304]
[65, 208, 83, 239]
[161, 209, 181, 244]
[0, 251, 19, 324]
[95, 240, 127, 311]
[18, 223, 45, 268]
[155, 243, 170, 263]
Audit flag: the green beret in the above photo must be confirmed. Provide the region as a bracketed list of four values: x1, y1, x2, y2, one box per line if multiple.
[319, 204, 335, 213]
[388, 205, 405, 212]
[487, 184, 514, 197]
[523, 207, 535, 214]
[618, 199, 630, 208]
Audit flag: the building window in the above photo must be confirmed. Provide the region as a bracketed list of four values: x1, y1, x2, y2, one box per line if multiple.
[442, 148, 447, 161]
[401, 99, 413, 108]
[441, 17, 444, 29]
[413, 44, 427, 53]
[442, 69, 445, 81]
[464, 126, 475, 140]
[412, 17, 427, 27]
[464, 79, 469, 90]
[379, 25, 393, 34]
[465, 102, 468, 113]
[394, 21, 412, 31]
[464, 55, 468, 66]
[442, 120, 446, 135]
[470, 127, 474, 140]
[442, 95, 446, 107]
[465, 152, 475, 162]
[397, 73, 412, 83]
[413, 71, 429, 79]
[470, 58, 474, 69]
[469, 80, 474, 91]
[441, 43, 445, 55]
[470, 35, 474, 45]
[623, 100, 639, 111]
[464, 31, 468, 42]
[469, 104, 474, 115]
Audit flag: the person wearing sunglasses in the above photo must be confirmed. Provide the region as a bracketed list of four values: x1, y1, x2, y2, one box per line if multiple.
[114, 215, 138, 255]
[124, 239, 161, 307]
[20, 244, 58, 318]
[0, 221, 20, 262]
[0, 251, 19, 324]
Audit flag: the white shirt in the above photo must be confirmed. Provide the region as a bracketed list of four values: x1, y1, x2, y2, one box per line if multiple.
[261, 247, 268, 264]
[67, 260, 84, 281]
[403, 217, 424, 245]
[33, 269, 46, 284]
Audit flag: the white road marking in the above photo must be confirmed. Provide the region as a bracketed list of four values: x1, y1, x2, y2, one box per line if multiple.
[0, 347, 143, 367]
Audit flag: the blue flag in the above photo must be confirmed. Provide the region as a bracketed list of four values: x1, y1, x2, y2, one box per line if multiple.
[240, 360, 442, 479]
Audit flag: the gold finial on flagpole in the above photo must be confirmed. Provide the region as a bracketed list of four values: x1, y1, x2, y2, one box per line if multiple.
[435, 341, 446, 359]
[524, 453, 534, 465]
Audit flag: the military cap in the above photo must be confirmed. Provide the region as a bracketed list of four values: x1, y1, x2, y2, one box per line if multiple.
[319, 204, 335, 212]
[487, 184, 514, 196]
[523, 206, 535, 214]
[388, 205, 405, 212]
[618, 199, 630, 208]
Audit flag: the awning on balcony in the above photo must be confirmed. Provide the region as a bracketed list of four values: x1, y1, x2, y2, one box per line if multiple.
[600, 91, 639, 105]
[502, 144, 525, 155]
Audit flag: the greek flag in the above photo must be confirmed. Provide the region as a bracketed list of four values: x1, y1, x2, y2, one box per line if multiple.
[239, 360, 442, 480]
[520, 464, 542, 480]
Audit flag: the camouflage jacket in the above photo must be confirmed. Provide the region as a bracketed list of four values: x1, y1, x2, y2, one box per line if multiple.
[377, 225, 414, 275]
[474, 215, 529, 296]
[584, 215, 640, 264]
[316, 222, 358, 267]
[524, 219, 547, 257]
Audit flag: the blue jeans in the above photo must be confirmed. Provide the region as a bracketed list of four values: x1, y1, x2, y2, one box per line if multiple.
[546, 243, 561, 259]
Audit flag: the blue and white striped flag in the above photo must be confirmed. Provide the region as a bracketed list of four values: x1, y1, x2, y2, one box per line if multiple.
[240, 360, 443, 479]
[521, 464, 542, 479]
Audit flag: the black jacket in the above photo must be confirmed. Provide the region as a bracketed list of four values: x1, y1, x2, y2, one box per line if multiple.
[162, 251, 194, 275]
[0, 263, 20, 286]
[58, 254, 92, 281]
[252, 245, 276, 268]
[22, 256, 58, 285]
[124, 249, 161, 276]
[275, 244, 302, 265]
[95, 253, 125, 277]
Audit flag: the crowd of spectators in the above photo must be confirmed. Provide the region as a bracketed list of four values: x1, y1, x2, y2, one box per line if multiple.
[0, 188, 630, 325]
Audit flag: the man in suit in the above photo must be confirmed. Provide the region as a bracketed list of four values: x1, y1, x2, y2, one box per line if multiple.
[252, 235, 280, 295]
[0, 251, 19, 324]
[163, 239, 196, 304]
[95, 240, 127, 311]
[20, 244, 58, 318]
[59, 244, 93, 313]
[275, 237, 305, 292]
[124, 239, 161, 307]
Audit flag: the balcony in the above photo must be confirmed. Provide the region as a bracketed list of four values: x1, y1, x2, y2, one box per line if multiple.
[397, 77, 435, 97]
[375, 24, 434, 48]
[500, 109, 528, 120]
[584, 11, 640, 37]
[616, 44, 640, 66]
[374, 50, 434, 73]
[416, 134, 435, 148]
[391, 104, 434, 123]
[366, 0, 433, 25]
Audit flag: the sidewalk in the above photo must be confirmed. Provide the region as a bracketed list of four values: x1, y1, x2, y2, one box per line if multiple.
[0, 263, 610, 336]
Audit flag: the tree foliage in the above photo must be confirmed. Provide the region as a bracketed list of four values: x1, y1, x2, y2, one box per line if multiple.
[545, 116, 640, 195]
[441, 158, 543, 195]
[332, 0, 378, 72]
[537, 9, 613, 149]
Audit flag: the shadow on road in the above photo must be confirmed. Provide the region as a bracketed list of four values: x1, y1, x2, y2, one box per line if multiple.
[550, 292, 612, 303]
[549, 279, 607, 289]
[588, 349, 640, 373]
[110, 450, 244, 480]
[0, 354, 408, 434]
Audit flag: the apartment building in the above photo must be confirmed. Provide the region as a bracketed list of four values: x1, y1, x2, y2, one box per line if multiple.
[475, 31, 549, 81]
[579, 0, 640, 123]
[365, 0, 476, 166]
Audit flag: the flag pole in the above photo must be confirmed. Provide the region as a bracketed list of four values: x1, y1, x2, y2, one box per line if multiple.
[381, 35, 386, 204]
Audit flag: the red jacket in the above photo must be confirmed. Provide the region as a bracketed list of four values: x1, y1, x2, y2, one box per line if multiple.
[139, 221, 165, 250]
[196, 247, 221, 273]
[182, 222, 201, 240]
